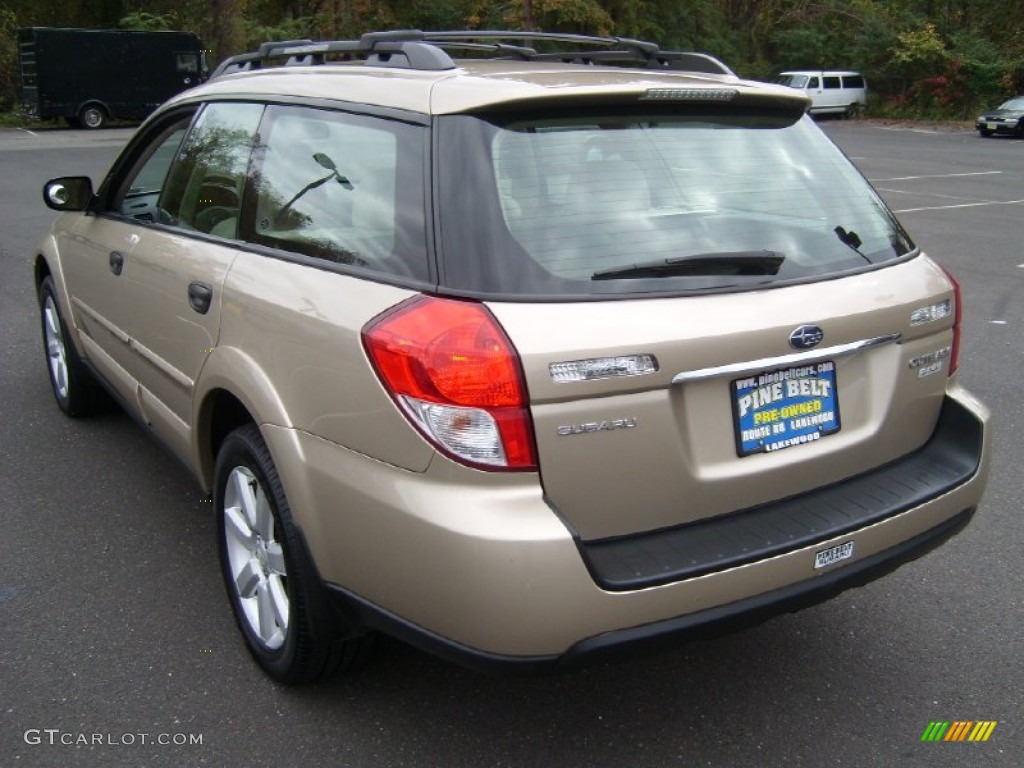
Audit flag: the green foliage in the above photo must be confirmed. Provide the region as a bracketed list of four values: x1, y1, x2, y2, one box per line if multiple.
[891, 22, 946, 69]
[243, 16, 316, 50]
[2, 0, 1022, 120]
[0, 9, 18, 111]
[118, 11, 177, 31]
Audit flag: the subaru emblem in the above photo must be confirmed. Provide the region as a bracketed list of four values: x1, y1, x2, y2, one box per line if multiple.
[789, 324, 824, 350]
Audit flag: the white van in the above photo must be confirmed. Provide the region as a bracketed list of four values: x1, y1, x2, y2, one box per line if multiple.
[776, 71, 867, 117]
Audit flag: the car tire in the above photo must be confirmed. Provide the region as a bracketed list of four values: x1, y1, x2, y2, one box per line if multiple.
[845, 103, 862, 119]
[38, 275, 109, 416]
[78, 104, 107, 130]
[978, 127, 992, 137]
[214, 423, 369, 684]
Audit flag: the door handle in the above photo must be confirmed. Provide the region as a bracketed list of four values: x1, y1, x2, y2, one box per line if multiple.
[109, 251, 124, 275]
[188, 281, 213, 315]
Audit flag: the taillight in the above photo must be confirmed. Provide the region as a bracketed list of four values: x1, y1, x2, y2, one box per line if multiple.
[362, 296, 537, 471]
[939, 267, 962, 375]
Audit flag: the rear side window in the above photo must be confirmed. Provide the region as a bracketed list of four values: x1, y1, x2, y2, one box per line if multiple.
[436, 108, 914, 298]
[823, 77, 841, 89]
[843, 75, 865, 89]
[243, 105, 428, 281]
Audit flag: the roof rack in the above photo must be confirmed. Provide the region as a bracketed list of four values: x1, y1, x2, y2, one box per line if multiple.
[210, 30, 735, 78]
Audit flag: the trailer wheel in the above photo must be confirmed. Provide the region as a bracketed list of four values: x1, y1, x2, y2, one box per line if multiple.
[79, 104, 108, 130]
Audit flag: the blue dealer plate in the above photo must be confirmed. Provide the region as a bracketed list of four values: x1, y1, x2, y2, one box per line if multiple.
[732, 361, 841, 457]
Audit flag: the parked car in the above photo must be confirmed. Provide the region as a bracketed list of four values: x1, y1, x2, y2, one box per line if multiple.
[775, 70, 867, 117]
[976, 96, 1024, 137]
[34, 31, 990, 683]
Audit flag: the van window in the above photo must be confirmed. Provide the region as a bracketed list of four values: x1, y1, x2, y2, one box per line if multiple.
[176, 53, 200, 74]
[777, 74, 807, 88]
[807, 76, 820, 89]
[823, 77, 841, 89]
[843, 75, 865, 89]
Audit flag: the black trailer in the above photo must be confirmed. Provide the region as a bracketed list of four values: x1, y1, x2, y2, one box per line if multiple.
[18, 27, 207, 129]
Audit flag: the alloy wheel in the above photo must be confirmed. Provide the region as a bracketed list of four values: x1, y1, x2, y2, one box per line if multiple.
[222, 466, 289, 650]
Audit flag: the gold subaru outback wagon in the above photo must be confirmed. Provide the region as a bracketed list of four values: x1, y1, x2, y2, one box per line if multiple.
[34, 31, 990, 683]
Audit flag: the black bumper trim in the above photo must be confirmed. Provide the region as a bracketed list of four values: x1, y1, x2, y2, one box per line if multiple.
[580, 396, 983, 591]
[324, 506, 975, 674]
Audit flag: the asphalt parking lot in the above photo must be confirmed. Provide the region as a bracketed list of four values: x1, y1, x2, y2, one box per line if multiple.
[1, 121, 1021, 767]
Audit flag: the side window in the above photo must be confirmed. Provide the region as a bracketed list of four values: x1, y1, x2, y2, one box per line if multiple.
[807, 77, 820, 89]
[244, 105, 428, 279]
[160, 102, 263, 238]
[843, 75, 865, 89]
[823, 77, 841, 89]
[113, 118, 192, 222]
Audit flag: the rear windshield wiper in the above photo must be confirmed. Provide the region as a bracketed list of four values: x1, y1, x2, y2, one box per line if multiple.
[591, 250, 785, 280]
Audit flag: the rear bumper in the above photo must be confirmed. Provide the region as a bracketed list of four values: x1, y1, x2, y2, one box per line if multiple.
[581, 395, 983, 590]
[267, 385, 989, 670]
[330, 505, 976, 673]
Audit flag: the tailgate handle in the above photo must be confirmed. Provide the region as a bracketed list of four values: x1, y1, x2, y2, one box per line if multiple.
[188, 281, 213, 315]
[108, 251, 124, 276]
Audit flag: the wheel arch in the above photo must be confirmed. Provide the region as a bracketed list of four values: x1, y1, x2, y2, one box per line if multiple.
[34, 253, 52, 287]
[34, 248, 82, 354]
[193, 347, 295, 490]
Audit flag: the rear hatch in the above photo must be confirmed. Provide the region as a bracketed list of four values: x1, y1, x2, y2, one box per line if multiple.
[490, 260, 956, 540]
[436, 95, 959, 541]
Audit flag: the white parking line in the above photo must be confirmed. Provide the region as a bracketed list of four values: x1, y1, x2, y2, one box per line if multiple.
[16, 127, 39, 137]
[876, 126, 970, 135]
[894, 198, 1024, 213]
[870, 171, 1002, 182]
[876, 188, 991, 203]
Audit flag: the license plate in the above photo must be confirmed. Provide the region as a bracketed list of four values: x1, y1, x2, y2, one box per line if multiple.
[732, 361, 841, 456]
[988, 122, 997, 130]
[814, 541, 854, 569]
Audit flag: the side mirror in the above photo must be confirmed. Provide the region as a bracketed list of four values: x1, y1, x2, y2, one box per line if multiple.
[42, 177, 94, 211]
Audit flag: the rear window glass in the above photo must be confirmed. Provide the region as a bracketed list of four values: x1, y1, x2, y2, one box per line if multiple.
[436, 108, 914, 298]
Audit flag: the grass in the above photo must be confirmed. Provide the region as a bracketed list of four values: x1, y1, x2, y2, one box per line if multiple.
[0, 109, 34, 127]
[0, 109, 137, 130]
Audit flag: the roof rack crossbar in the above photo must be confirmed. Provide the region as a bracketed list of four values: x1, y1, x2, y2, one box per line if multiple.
[210, 29, 735, 79]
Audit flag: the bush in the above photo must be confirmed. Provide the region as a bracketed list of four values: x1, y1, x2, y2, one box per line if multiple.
[0, 9, 18, 111]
